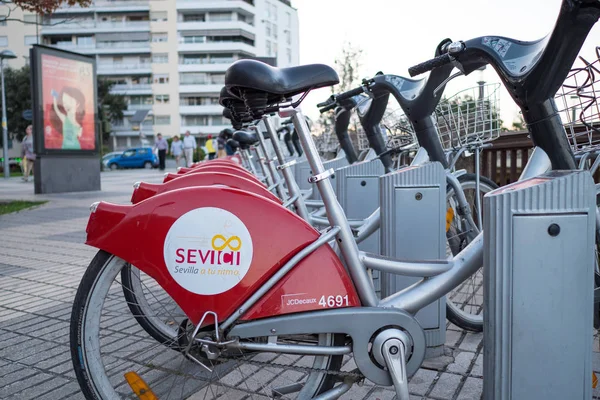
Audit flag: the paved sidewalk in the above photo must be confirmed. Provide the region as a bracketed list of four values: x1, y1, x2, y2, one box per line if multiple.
[0, 170, 590, 399]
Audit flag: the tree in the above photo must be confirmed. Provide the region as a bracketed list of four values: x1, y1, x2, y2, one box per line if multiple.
[512, 114, 525, 131]
[315, 42, 365, 154]
[8, 0, 91, 14]
[0, 66, 32, 143]
[0, 0, 91, 25]
[97, 79, 127, 143]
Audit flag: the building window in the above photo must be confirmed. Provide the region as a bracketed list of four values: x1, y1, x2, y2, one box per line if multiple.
[266, 40, 271, 56]
[271, 3, 277, 21]
[182, 13, 205, 22]
[77, 36, 93, 46]
[24, 36, 38, 45]
[129, 95, 153, 105]
[265, 2, 271, 18]
[181, 35, 206, 44]
[23, 14, 39, 24]
[285, 30, 291, 45]
[152, 53, 168, 63]
[150, 11, 167, 22]
[155, 94, 170, 104]
[153, 74, 169, 84]
[286, 48, 292, 64]
[265, 21, 271, 37]
[0, 37, 8, 47]
[273, 42, 278, 56]
[286, 12, 291, 27]
[210, 12, 232, 22]
[152, 33, 168, 43]
[211, 116, 225, 126]
[154, 115, 171, 125]
[183, 115, 208, 126]
[181, 96, 219, 106]
[273, 24, 278, 39]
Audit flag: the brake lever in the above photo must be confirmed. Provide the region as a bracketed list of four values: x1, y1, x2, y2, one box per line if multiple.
[433, 71, 464, 97]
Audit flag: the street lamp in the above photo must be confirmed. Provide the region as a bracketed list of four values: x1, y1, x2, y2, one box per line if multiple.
[1, 49, 16, 179]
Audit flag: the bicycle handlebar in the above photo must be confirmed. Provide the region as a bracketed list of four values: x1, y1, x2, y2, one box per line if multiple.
[408, 53, 453, 77]
[319, 103, 337, 113]
[336, 86, 364, 102]
[317, 95, 335, 108]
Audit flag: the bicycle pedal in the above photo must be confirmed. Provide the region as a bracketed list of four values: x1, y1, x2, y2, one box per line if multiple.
[124, 371, 158, 400]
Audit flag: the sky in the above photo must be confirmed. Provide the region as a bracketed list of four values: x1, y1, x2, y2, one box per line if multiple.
[292, 0, 600, 128]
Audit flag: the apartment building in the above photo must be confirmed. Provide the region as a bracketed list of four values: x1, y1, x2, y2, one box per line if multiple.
[0, 0, 299, 150]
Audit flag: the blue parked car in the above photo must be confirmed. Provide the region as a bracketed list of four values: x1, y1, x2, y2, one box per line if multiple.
[104, 147, 158, 170]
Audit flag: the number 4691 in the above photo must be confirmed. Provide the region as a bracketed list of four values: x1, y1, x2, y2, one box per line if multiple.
[318, 295, 349, 308]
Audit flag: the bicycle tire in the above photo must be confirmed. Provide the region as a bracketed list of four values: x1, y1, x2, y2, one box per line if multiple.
[445, 173, 498, 332]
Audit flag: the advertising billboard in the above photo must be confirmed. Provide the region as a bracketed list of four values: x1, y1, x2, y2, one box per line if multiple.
[30, 45, 98, 155]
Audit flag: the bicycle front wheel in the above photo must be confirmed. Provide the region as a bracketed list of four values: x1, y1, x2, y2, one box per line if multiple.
[70, 250, 346, 399]
[445, 173, 498, 332]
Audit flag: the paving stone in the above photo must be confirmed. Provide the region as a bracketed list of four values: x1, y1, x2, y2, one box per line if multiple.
[459, 332, 483, 352]
[428, 372, 462, 399]
[457, 377, 483, 400]
[408, 369, 438, 396]
[35, 381, 81, 400]
[444, 329, 463, 348]
[9, 374, 70, 398]
[471, 353, 483, 377]
[0, 371, 54, 397]
[447, 351, 476, 375]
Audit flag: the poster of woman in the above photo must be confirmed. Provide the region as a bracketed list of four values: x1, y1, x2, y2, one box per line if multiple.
[41, 53, 96, 151]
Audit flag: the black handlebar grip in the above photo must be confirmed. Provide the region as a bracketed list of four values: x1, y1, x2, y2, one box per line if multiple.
[408, 53, 453, 77]
[317, 95, 335, 108]
[335, 86, 364, 102]
[319, 103, 336, 113]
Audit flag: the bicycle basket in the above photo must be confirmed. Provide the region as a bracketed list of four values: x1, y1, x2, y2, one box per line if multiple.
[435, 83, 502, 150]
[555, 47, 600, 154]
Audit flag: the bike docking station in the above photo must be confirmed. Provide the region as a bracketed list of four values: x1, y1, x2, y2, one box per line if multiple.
[295, 151, 348, 199]
[334, 158, 386, 294]
[379, 161, 447, 356]
[483, 170, 596, 399]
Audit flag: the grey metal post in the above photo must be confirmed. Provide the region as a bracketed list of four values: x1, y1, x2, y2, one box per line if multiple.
[483, 170, 595, 400]
[1, 59, 8, 179]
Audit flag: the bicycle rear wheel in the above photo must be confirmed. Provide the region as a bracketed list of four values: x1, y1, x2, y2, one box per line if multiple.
[70, 250, 346, 399]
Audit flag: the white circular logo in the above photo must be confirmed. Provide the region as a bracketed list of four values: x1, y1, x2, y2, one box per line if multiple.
[163, 207, 253, 295]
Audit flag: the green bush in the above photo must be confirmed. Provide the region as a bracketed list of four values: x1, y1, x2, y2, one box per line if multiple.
[195, 146, 206, 163]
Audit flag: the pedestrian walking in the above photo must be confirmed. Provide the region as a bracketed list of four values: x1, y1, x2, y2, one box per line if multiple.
[21, 125, 36, 182]
[170, 136, 184, 168]
[154, 133, 168, 170]
[205, 134, 217, 160]
[182, 131, 197, 167]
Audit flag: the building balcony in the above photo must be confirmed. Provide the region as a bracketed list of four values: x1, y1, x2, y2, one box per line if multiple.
[52, 41, 150, 55]
[179, 84, 223, 94]
[180, 125, 230, 136]
[110, 83, 153, 95]
[178, 42, 256, 54]
[55, 0, 150, 13]
[177, 20, 254, 33]
[113, 121, 154, 132]
[41, 20, 150, 34]
[98, 63, 153, 75]
[127, 104, 154, 111]
[179, 105, 224, 115]
[178, 63, 230, 73]
[176, 0, 254, 14]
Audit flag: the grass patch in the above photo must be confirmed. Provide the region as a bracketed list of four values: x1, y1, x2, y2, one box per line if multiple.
[10, 171, 23, 177]
[0, 200, 47, 215]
